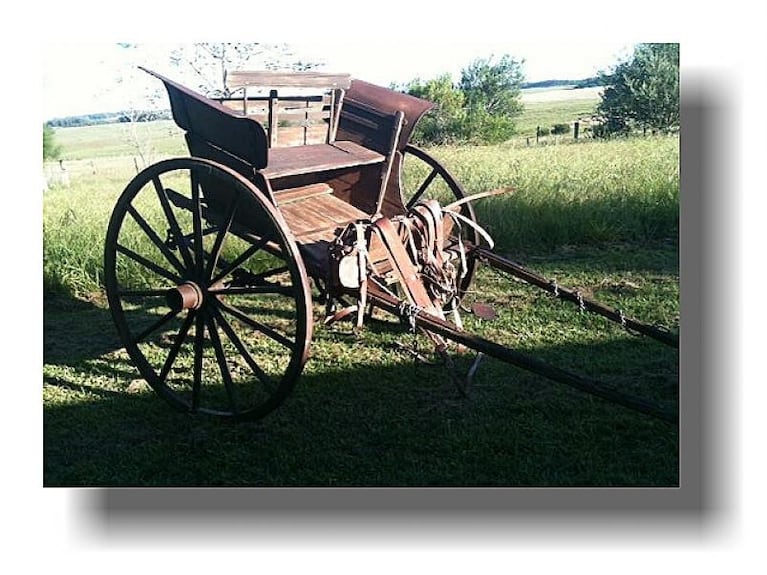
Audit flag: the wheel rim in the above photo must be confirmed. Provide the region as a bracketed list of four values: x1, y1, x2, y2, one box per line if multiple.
[400, 144, 479, 298]
[104, 158, 312, 420]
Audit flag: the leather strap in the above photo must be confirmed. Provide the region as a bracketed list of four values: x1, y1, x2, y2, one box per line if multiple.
[372, 217, 444, 320]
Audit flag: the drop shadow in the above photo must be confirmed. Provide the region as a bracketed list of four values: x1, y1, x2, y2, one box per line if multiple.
[44, 78, 733, 545]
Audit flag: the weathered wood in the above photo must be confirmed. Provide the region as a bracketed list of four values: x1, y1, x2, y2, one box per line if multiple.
[227, 72, 349, 147]
[261, 141, 385, 180]
[228, 71, 352, 90]
[142, 67, 268, 169]
[340, 80, 433, 153]
[273, 183, 333, 206]
[328, 89, 343, 143]
[374, 111, 404, 214]
[268, 90, 279, 147]
[270, 126, 333, 148]
[279, 192, 369, 269]
[220, 102, 328, 116]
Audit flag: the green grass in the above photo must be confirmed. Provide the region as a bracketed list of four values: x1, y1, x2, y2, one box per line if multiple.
[44, 243, 678, 487]
[406, 135, 678, 253]
[516, 97, 600, 137]
[43, 97, 679, 487]
[44, 133, 678, 299]
[52, 120, 186, 160]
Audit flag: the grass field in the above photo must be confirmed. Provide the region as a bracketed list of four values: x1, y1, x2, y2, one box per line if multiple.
[517, 87, 602, 137]
[42, 92, 679, 487]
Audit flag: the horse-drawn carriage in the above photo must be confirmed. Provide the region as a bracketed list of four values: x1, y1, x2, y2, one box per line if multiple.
[104, 68, 677, 422]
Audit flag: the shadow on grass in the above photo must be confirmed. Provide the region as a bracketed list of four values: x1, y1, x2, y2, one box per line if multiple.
[43, 292, 122, 364]
[492, 238, 679, 278]
[44, 288, 679, 489]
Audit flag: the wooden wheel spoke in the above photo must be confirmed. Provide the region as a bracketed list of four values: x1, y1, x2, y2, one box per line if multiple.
[406, 167, 438, 210]
[192, 313, 205, 411]
[153, 176, 195, 270]
[133, 308, 179, 345]
[126, 204, 186, 275]
[205, 195, 241, 280]
[211, 235, 270, 285]
[205, 314, 241, 415]
[118, 288, 172, 298]
[159, 311, 196, 381]
[210, 306, 276, 394]
[216, 299, 294, 350]
[116, 243, 181, 284]
[208, 285, 296, 297]
[247, 266, 289, 282]
[190, 172, 205, 277]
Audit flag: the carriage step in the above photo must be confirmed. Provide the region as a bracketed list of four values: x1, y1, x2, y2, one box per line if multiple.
[274, 183, 333, 206]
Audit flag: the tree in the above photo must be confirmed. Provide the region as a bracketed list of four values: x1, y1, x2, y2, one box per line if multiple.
[459, 54, 525, 117]
[170, 43, 322, 98]
[404, 54, 525, 145]
[597, 43, 679, 136]
[112, 44, 169, 169]
[43, 124, 61, 160]
[404, 74, 466, 144]
[458, 54, 525, 144]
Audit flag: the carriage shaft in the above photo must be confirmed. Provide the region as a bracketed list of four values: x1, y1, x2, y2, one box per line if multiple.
[366, 282, 677, 424]
[471, 247, 678, 348]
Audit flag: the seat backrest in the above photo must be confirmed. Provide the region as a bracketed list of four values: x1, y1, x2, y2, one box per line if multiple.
[225, 71, 352, 147]
[336, 79, 434, 153]
[141, 67, 269, 171]
[336, 80, 434, 215]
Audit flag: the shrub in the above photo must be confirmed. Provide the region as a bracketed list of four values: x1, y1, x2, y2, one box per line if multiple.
[551, 123, 570, 135]
[405, 55, 524, 145]
[43, 124, 62, 160]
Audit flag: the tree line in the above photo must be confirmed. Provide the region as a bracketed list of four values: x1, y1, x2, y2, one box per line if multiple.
[47, 110, 172, 128]
[402, 43, 678, 145]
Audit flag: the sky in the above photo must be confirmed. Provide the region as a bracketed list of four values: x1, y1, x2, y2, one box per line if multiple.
[42, 41, 633, 120]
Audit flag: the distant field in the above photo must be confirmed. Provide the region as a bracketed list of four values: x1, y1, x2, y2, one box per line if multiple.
[54, 120, 186, 161]
[517, 87, 601, 137]
[521, 86, 603, 102]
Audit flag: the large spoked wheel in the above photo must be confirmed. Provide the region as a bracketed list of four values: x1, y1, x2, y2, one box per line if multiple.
[104, 158, 313, 421]
[400, 144, 480, 298]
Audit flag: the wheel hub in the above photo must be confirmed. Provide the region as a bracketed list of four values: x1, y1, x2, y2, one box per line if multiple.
[165, 281, 204, 312]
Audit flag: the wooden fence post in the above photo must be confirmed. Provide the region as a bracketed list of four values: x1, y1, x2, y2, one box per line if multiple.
[574, 121, 580, 140]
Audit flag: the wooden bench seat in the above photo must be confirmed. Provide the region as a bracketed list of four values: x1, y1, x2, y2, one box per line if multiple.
[275, 186, 367, 270]
[261, 141, 385, 180]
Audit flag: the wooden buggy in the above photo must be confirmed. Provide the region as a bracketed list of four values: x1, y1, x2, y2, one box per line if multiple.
[104, 68, 678, 422]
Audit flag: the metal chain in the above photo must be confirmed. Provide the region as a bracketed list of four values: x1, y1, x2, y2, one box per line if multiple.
[575, 290, 585, 312]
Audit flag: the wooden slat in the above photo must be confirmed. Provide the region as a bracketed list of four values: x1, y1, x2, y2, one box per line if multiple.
[278, 192, 391, 271]
[261, 141, 385, 179]
[280, 194, 364, 240]
[270, 127, 331, 148]
[218, 94, 331, 106]
[273, 183, 333, 206]
[229, 71, 352, 90]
